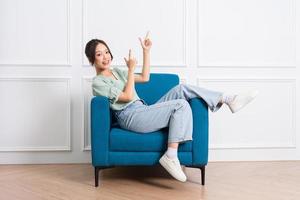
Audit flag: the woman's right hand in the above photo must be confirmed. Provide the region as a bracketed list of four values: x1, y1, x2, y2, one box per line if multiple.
[124, 49, 137, 71]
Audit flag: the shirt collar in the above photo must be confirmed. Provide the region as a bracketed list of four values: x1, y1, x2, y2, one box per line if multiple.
[94, 68, 119, 83]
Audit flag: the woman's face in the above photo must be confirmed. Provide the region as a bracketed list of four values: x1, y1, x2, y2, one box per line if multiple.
[94, 43, 112, 70]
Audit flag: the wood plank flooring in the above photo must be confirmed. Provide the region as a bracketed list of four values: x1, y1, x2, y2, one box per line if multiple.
[0, 161, 299, 200]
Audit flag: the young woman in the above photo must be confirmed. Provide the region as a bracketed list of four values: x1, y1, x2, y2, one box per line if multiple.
[85, 33, 258, 182]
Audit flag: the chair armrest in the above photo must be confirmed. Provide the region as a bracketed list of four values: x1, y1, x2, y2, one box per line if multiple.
[189, 97, 209, 165]
[90, 96, 111, 166]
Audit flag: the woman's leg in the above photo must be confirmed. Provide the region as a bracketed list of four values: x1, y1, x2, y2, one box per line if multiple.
[116, 99, 192, 182]
[156, 83, 223, 112]
[118, 99, 193, 143]
[156, 83, 258, 113]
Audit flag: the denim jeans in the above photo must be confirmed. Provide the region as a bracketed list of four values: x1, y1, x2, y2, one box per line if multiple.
[114, 83, 223, 143]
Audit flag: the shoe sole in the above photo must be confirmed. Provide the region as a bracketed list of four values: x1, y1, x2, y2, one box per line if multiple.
[159, 157, 187, 182]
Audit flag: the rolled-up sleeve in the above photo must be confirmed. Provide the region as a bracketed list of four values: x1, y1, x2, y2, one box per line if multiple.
[121, 69, 128, 79]
[108, 86, 122, 104]
[114, 67, 128, 80]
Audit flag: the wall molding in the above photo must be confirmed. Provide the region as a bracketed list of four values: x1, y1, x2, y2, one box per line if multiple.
[196, 65, 297, 69]
[0, 0, 71, 67]
[0, 76, 72, 152]
[196, 0, 296, 69]
[209, 144, 296, 150]
[81, 76, 93, 151]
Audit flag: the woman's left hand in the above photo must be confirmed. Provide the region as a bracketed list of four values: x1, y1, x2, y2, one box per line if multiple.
[139, 31, 152, 52]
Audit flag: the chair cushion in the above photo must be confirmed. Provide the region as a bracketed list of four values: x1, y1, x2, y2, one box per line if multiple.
[135, 73, 179, 105]
[110, 127, 192, 152]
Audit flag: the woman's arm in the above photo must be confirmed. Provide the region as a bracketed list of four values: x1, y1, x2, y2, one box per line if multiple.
[117, 50, 137, 102]
[134, 51, 150, 83]
[135, 32, 152, 83]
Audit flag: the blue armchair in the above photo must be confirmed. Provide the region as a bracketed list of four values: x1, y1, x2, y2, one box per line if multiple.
[91, 73, 208, 187]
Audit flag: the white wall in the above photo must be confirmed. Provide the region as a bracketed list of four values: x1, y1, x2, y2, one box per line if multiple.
[0, 0, 299, 164]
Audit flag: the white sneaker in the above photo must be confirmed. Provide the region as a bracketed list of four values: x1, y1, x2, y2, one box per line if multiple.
[159, 154, 187, 182]
[227, 90, 259, 113]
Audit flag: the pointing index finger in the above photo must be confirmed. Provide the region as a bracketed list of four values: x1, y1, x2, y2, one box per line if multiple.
[145, 31, 150, 40]
[129, 49, 132, 59]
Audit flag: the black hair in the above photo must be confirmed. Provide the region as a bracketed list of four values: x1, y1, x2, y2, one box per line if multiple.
[84, 39, 113, 65]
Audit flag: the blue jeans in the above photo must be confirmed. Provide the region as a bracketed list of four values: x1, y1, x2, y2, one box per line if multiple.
[114, 83, 223, 143]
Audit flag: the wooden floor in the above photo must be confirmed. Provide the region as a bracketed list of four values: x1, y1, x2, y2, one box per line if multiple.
[0, 161, 299, 200]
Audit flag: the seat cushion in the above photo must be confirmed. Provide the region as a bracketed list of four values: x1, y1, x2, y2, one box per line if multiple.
[110, 127, 192, 152]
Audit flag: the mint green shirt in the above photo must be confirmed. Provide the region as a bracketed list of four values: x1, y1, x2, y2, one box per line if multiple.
[92, 67, 141, 111]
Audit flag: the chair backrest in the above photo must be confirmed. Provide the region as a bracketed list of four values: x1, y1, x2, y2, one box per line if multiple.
[135, 73, 179, 105]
